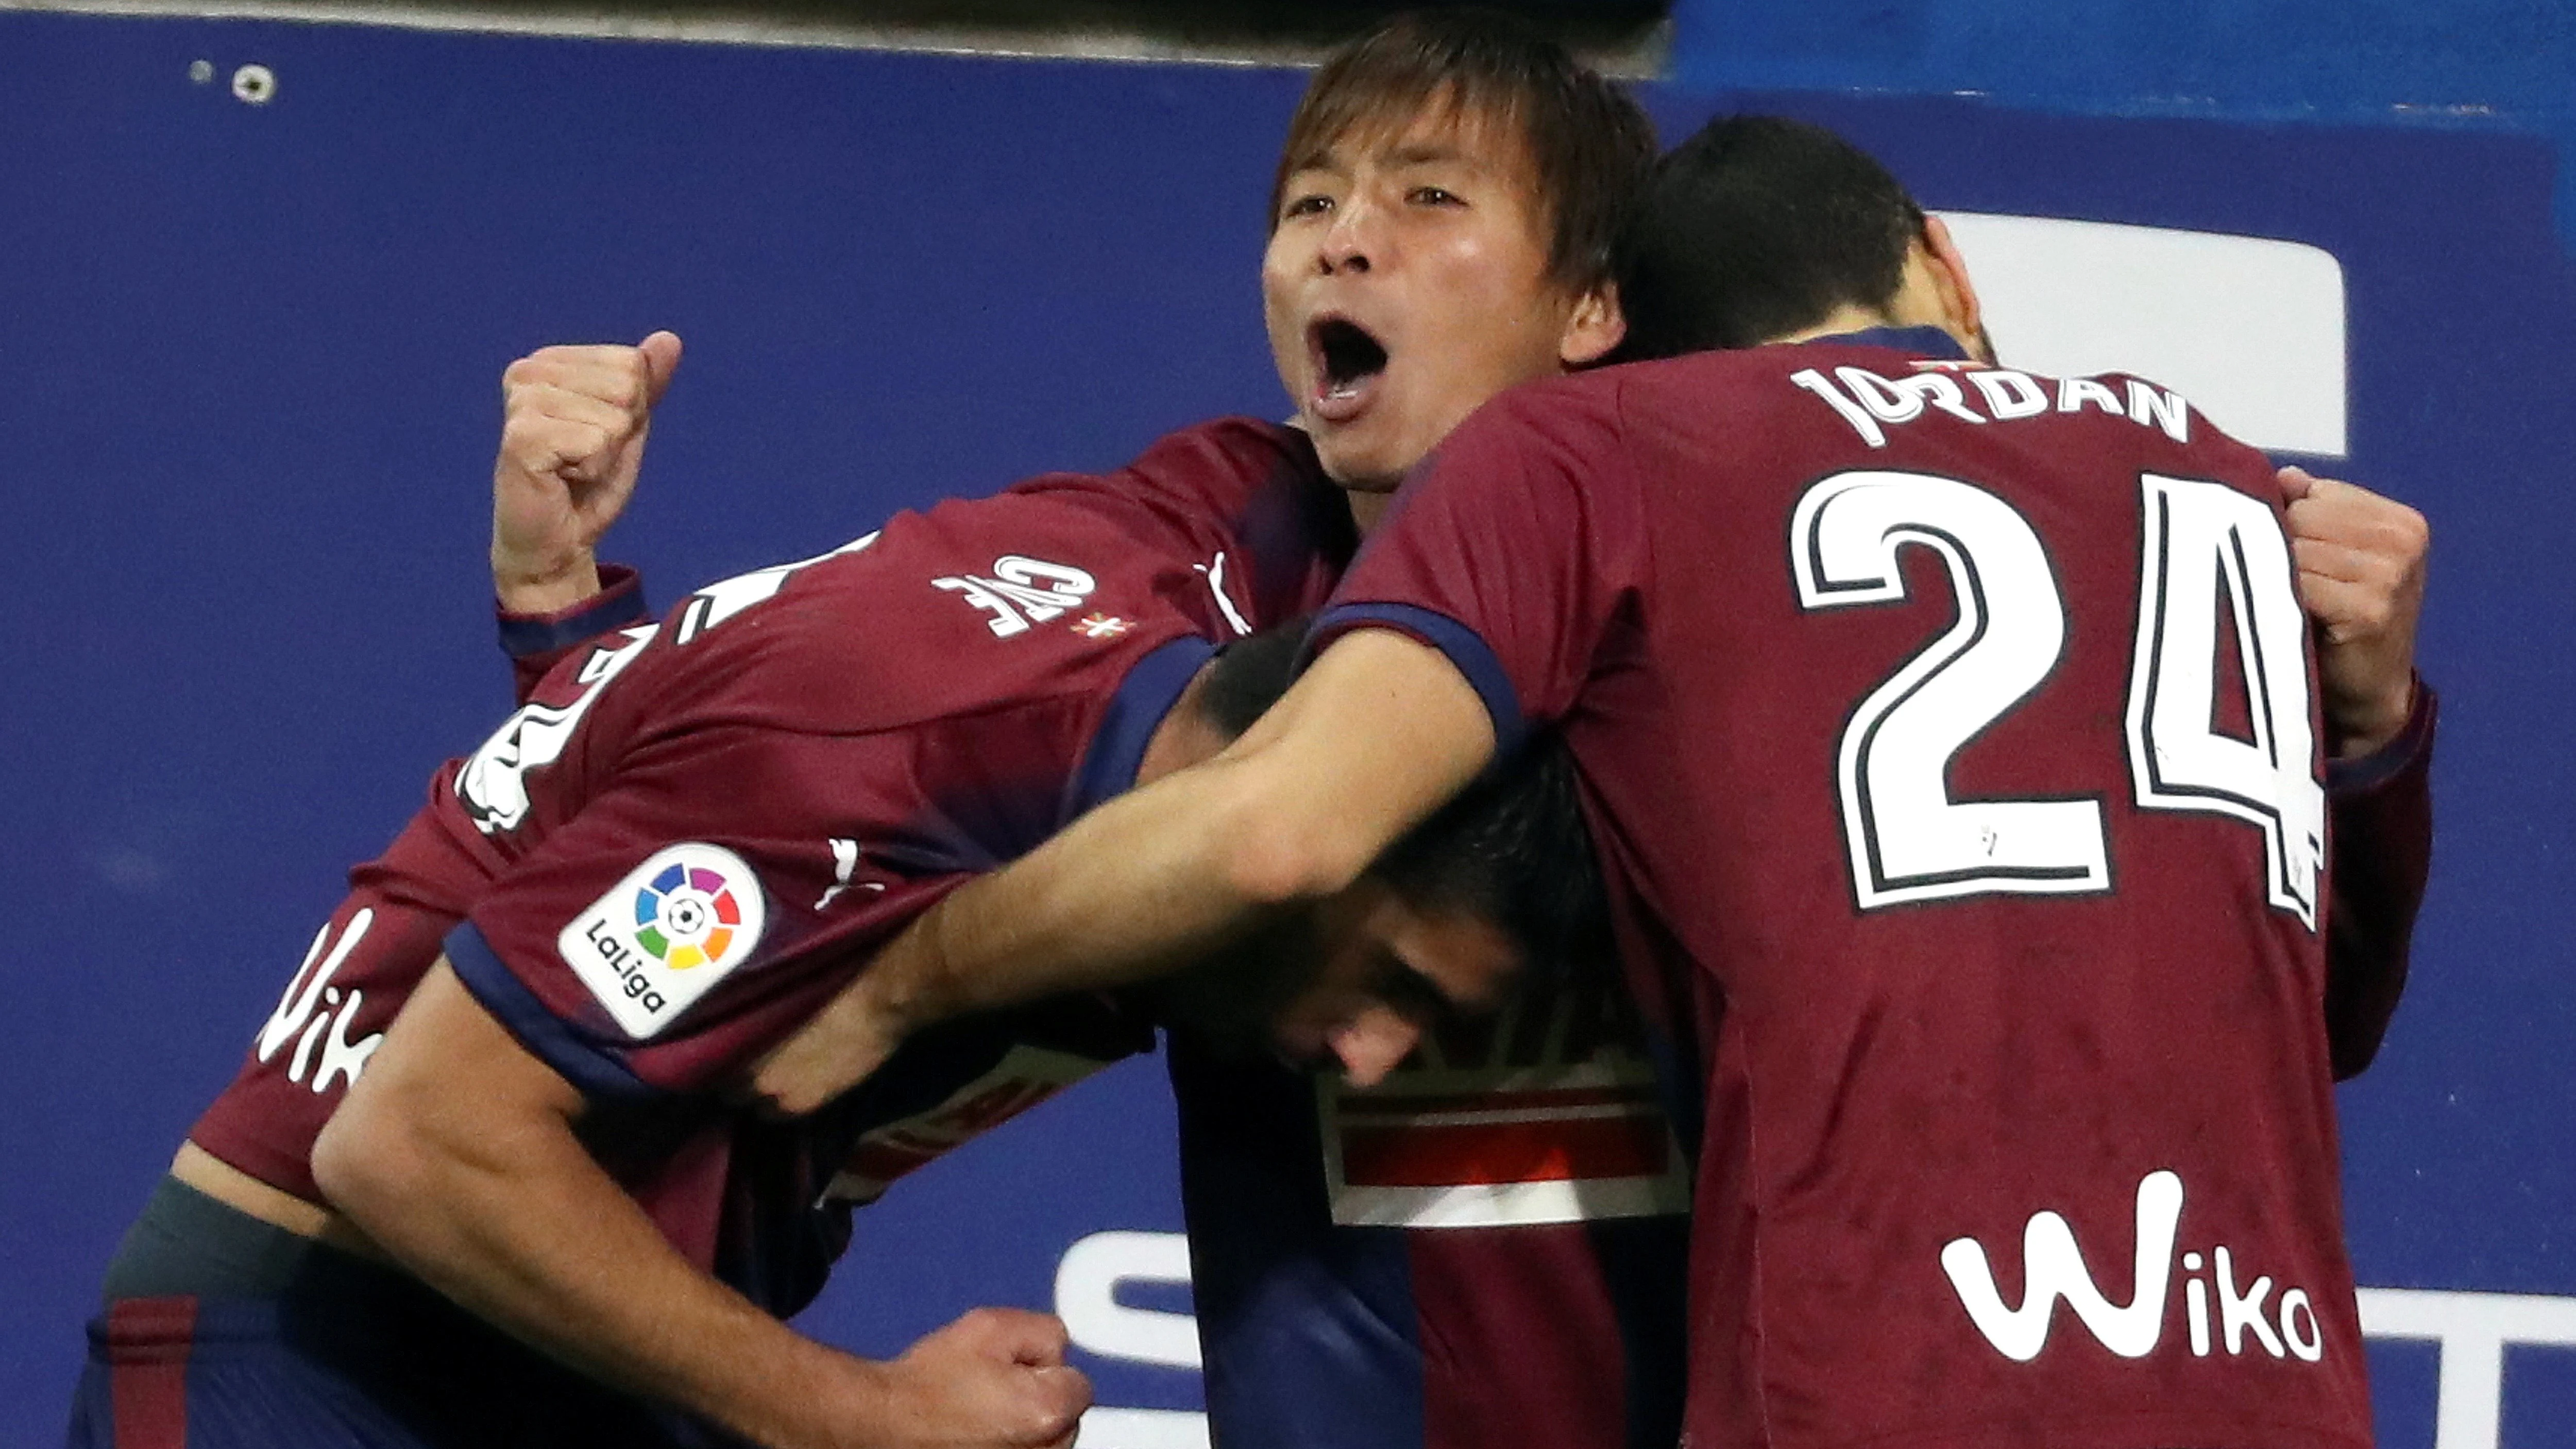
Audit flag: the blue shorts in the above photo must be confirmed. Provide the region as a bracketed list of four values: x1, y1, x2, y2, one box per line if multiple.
[70, 1184, 735, 1448]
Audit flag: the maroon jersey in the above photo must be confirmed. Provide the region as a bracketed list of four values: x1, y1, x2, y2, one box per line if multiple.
[1319, 328, 2375, 1449]
[189, 418, 1340, 1304]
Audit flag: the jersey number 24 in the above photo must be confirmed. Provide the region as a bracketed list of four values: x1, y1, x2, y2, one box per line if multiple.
[1790, 469, 2324, 930]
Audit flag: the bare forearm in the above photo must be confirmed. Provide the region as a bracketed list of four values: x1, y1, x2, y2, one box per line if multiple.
[346, 1119, 870, 1444]
[494, 556, 605, 616]
[883, 628, 1496, 1027]
[314, 968, 888, 1449]
[891, 755, 1307, 1024]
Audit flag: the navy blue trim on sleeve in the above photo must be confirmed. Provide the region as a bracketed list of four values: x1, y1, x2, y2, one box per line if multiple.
[444, 922, 663, 1102]
[1065, 634, 1221, 817]
[497, 564, 650, 660]
[1307, 602, 1528, 761]
[2328, 677, 2437, 795]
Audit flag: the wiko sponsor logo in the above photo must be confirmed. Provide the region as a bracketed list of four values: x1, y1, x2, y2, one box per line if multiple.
[1940, 1169, 2326, 1364]
[256, 910, 385, 1095]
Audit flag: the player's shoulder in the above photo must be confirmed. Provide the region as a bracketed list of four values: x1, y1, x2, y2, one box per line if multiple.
[1009, 416, 1323, 509]
[610, 498, 1195, 731]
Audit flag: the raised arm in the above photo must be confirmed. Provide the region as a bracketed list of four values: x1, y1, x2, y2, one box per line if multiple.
[492, 332, 680, 615]
[312, 961, 1089, 1449]
[486, 333, 673, 697]
[2281, 465, 2435, 1077]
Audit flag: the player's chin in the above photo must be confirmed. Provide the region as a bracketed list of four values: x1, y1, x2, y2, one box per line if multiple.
[1310, 425, 1412, 497]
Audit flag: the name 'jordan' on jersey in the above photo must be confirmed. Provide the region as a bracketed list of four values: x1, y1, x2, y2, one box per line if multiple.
[189, 416, 1342, 1312]
[1319, 328, 2379, 1449]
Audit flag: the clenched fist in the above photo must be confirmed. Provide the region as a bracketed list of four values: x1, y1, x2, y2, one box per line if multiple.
[2279, 466, 2429, 758]
[873, 1307, 1092, 1449]
[492, 331, 682, 615]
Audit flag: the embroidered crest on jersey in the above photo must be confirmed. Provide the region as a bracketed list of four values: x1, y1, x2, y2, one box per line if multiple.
[1071, 612, 1132, 639]
[558, 843, 768, 1038]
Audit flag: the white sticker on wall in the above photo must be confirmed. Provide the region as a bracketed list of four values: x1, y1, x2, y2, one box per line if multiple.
[1937, 212, 2347, 457]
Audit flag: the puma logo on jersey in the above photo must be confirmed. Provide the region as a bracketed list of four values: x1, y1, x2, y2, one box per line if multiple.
[1940, 1169, 2327, 1365]
[933, 556, 1097, 638]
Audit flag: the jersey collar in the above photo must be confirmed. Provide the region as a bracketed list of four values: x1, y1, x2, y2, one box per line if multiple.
[1066, 634, 1219, 819]
[1811, 325, 1973, 361]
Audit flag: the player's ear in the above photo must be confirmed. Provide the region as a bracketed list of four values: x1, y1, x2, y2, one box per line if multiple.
[1557, 283, 1625, 368]
[1917, 215, 1987, 360]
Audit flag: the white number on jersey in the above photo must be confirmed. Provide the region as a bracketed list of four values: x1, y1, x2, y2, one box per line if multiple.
[933, 555, 1098, 638]
[456, 624, 656, 835]
[2128, 475, 2325, 928]
[672, 530, 880, 646]
[1792, 471, 2110, 908]
[1791, 468, 2319, 928]
[458, 532, 886, 836]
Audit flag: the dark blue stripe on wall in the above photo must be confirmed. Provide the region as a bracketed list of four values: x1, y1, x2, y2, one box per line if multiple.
[1669, 0, 2576, 248]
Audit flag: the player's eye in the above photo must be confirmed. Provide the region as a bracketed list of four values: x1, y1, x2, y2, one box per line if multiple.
[1367, 950, 1458, 1029]
[1280, 193, 1334, 224]
[1407, 185, 1464, 208]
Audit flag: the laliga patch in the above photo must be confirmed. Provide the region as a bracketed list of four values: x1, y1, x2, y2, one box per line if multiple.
[558, 843, 767, 1039]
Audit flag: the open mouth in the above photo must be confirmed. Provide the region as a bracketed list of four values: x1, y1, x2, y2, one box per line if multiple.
[1308, 317, 1389, 422]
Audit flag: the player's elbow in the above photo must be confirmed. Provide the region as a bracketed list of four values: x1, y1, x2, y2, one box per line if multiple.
[1214, 777, 1379, 908]
[311, 1085, 431, 1235]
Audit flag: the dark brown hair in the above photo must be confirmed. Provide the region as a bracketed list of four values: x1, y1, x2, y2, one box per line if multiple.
[1616, 115, 1928, 359]
[1269, 8, 1657, 297]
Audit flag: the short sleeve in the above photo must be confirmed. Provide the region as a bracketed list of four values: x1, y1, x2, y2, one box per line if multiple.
[1012, 418, 1354, 632]
[1310, 378, 1646, 755]
[446, 722, 980, 1101]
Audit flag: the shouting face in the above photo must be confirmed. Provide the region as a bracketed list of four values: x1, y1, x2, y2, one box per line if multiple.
[1263, 99, 1622, 514]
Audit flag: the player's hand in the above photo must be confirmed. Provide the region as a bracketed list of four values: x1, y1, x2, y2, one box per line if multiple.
[2279, 467, 2427, 758]
[492, 331, 682, 615]
[870, 1308, 1091, 1449]
[742, 963, 913, 1118]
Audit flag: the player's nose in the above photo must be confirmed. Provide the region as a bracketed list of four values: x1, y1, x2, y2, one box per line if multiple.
[1318, 194, 1382, 275]
[1328, 1007, 1421, 1088]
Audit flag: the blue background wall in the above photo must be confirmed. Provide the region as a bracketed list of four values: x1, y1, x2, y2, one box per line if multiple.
[3, 8, 2569, 1445]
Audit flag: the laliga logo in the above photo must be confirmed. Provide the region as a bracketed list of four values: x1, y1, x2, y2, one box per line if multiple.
[562, 843, 768, 1041]
[631, 862, 745, 970]
[1940, 1169, 2326, 1364]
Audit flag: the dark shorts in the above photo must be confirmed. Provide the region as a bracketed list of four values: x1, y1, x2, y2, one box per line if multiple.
[69, 1178, 737, 1449]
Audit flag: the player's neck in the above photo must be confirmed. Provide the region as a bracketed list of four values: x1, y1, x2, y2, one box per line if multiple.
[1136, 667, 1232, 785]
[1769, 302, 1905, 348]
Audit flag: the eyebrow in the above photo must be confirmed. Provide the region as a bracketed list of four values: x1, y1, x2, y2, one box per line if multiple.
[1381, 143, 1473, 169]
[1284, 138, 1489, 183]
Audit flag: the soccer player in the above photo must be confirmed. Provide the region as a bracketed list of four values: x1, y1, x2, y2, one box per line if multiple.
[495, 20, 2425, 1449]
[744, 114, 2433, 1449]
[493, 18, 1701, 1449]
[71, 360, 1605, 1447]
